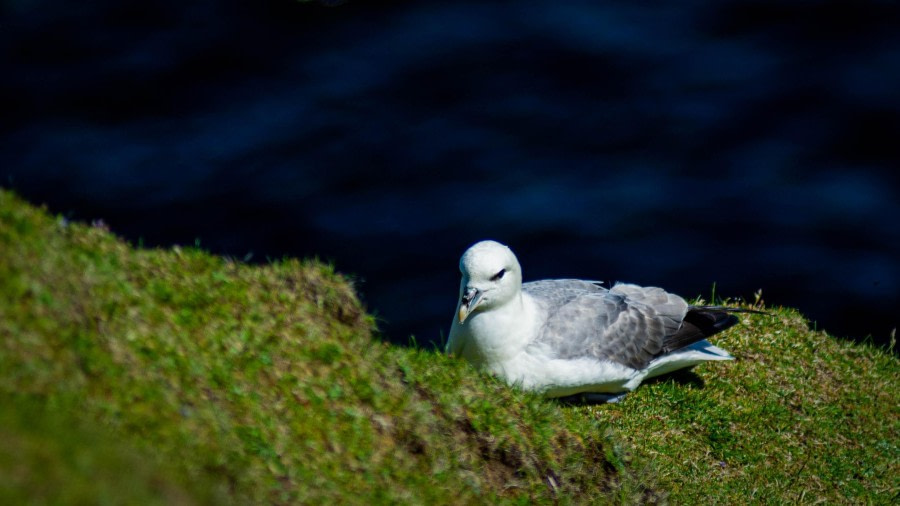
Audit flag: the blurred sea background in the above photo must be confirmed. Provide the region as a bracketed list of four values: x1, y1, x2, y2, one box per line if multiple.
[2, 0, 898, 347]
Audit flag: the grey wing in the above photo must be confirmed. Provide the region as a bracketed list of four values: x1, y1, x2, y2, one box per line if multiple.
[524, 279, 607, 306]
[528, 281, 689, 370]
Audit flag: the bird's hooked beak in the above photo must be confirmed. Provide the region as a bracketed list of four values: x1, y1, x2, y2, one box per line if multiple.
[457, 287, 484, 324]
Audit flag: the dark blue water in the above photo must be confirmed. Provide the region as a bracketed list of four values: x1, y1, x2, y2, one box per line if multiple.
[3, 0, 898, 347]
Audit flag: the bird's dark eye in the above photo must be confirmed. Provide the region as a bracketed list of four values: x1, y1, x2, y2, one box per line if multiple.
[491, 269, 506, 281]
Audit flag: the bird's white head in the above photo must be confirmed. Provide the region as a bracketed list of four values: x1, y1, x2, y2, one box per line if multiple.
[456, 240, 522, 324]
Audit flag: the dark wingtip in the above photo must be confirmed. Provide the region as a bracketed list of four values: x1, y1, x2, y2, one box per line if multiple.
[662, 307, 746, 354]
[689, 305, 771, 316]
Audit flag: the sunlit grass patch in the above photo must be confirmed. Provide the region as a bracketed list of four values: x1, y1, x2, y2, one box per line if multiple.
[585, 307, 899, 503]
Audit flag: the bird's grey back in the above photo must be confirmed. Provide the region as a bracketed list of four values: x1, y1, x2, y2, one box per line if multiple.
[523, 280, 689, 369]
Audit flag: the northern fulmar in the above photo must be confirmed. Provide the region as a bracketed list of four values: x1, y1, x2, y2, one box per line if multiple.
[447, 240, 759, 403]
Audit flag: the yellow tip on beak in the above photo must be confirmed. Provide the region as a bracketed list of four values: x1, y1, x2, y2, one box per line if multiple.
[458, 304, 470, 324]
[457, 288, 483, 324]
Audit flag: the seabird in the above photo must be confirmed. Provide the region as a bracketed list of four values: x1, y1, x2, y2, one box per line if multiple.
[447, 240, 758, 402]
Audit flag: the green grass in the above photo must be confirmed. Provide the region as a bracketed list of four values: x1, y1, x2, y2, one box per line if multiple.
[0, 189, 649, 504]
[588, 308, 899, 504]
[1, 188, 897, 504]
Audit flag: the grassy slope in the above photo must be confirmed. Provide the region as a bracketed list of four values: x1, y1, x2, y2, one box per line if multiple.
[0, 189, 645, 504]
[1, 188, 896, 504]
[589, 311, 899, 503]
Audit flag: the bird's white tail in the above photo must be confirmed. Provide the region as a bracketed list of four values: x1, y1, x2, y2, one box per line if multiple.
[643, 339, 733, 380]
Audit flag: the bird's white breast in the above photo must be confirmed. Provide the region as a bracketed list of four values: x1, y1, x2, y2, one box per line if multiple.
[449, 292, 540, 368]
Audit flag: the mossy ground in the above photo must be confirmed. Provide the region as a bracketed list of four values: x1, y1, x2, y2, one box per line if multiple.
[588, 309, 898, 503]
[1, 188, 896, 504]
[0, 189, 647, 504]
